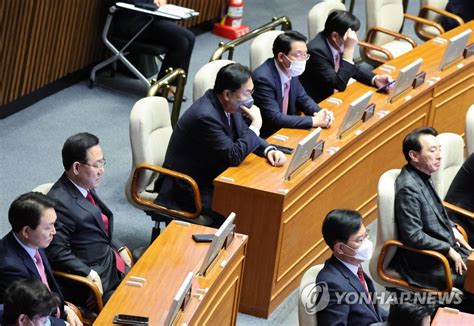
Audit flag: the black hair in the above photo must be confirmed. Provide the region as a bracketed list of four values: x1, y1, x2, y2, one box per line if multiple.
[213, 63, 252, 94]
[3, 279, 60, 325]
[62, 132, 99, 170]
[402, 127, 438, 162]
[388, 303, 435, 326]
[322, 209, 362, 249]
[323, 10, 361, 38]
[8, 192, 56, 233]
[272, 30, 307, 57]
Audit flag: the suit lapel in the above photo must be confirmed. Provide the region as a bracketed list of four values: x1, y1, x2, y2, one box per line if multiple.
[322, 35, 336, 69]
[269, 60, 284, 107]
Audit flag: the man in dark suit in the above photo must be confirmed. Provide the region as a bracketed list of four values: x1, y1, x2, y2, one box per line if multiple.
[391, 127, 472, 291]
[442, 0, 474, 31]
[252, 31, 334, 138]
[445, 153, 474, 245]
[0, 192, 82, 325]
[46, 133, 132, 303]
[154, 63, 286, 224]
[300, 10, 391, 103]
[317, 209, 387, 325]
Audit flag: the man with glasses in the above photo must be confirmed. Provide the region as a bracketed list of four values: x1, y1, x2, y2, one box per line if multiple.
[46, 132, 131, 304]
[154, 63, 286, 226]
[252, 31, 334, 139]
[300, 10, 392, 103]
[316, 209, 387, 325]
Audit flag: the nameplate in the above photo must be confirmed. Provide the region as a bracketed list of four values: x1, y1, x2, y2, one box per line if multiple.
[433, 37, 447, 45]
[175, 221, 191, 227]
[464, 43, 474, 59]
[362, 103, 375, 122]
[125, 280, 143, 287]
[271, 134, 289, 142]
[311, 140, 325, 160]
[219, 176, 235, 183]
[412, 71, 425, 89]
[327, 97, 342, 105]
[379, 64, 395, 73]
[129, 276, 146, 283]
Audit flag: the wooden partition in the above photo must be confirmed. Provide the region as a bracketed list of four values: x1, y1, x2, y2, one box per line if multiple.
[212, 22, 474, 318]
[0, 0, 224, 117]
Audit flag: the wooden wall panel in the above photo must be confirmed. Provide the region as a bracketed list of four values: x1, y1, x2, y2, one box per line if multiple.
[0, 0, 224, 112]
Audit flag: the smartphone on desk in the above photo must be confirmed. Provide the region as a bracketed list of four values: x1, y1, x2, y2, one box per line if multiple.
[376, 79, 395, 93]
[113, 314, 149, 325]
[192, 234, 214, 243]
[270, 144, 294, 155]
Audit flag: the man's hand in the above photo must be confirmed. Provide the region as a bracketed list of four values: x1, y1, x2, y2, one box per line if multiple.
[453, 227, 473, 251]
[241, 105, 263, 131]
[342, 28, 358, 61]
[154, 0, 167, 6]
[313, 109, 334, 128]
[87, 271, 104, 295]
[267, 150, 286, 167]
[65, 305, 83, 326]
[374, 74, 393, 89]
[119, 248, 132, 268]
[448, 247, 467, 275]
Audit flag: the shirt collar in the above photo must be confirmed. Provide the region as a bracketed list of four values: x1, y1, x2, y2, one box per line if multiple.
[12, 232, 37, 260]
[67, 177, 88, 197]
[335, 256, 359, 277]
[274, 59, 291, 86]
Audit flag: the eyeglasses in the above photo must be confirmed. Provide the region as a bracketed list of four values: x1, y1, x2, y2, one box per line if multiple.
[288, 51, 311, 61]
[81, 158, 106, 169]
[349, 229, 370, 245]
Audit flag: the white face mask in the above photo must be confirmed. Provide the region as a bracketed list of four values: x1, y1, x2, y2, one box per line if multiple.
[344, 238, 374, 261]
[287, 58, 306, 77]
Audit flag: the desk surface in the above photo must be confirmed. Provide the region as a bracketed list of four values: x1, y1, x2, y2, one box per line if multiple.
[94, 221, 248, 325]
[213, 22, 474, 318]
[432, 307, 474, 325]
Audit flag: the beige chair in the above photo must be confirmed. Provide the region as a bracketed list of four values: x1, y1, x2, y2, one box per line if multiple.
[32, 183, 54, 194]
[431, 132, 464, 200]
[307, 0, 346, 40]
[369, 169, 459, 294]
[193, 59, 234, 101]
[249, 31, 283, 71]
[416, 0, 464, 41]
[125, 96, 214, 240]
[466, 105, 474, 156]
[361, 0, 441, 65]
[298, 264, 325, 326]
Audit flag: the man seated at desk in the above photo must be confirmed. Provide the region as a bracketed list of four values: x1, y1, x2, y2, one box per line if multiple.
[317, 209, 388, 325]
[154, 63, 286, 226]
[390, 127, 472, 297]
[300, 10, 391, 103]
[47, 133, 132, 304]
[252, 31, 334, 139]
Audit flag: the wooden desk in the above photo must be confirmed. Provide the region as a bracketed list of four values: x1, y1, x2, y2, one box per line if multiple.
[212, 22, 474, 318]
[432, 307, 474, 325]
[465, 252, 474, 294]
[93, 221, 248, 325]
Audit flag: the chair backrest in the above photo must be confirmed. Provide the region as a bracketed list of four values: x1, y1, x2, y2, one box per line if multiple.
[32, 183, 54, 195]
[369, 169, 401, 286]
[431, 132, 465, 199]
[420, 0, 448, 23]
[193, 60, 234, 101]
[249, 31, 283, 72]
[466, 105, 474, 156]
[307, 0, 346, 40]
[125, 96, 172, 207]
[298, 264, 325, 326]
[366, 0, 405, 45]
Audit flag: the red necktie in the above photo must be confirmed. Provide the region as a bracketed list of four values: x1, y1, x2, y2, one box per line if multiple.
[282, 80, 290, 115]
[34, 250, 50, 289]
[86, 191, 125, 274]
[357, 265, 368, 292]
[335, 52, 341, 72]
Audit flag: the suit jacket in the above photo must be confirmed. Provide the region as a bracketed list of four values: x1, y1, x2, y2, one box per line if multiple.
[0, 232, 66, 323]
[252, 58, 320, 139]
[154, 89, 269, 213]
[316, 256, 387, 326]
[390, 164, 469, 289]
[300, 33, 375, 103]
[46, 174, 123, 295]
[445, 153, 474, 244]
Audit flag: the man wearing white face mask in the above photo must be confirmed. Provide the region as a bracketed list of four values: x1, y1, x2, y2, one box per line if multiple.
[252, 31, 334, 138]
[316, 209, 388, 325]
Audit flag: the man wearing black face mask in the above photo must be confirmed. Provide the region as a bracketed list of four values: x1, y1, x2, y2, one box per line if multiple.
[252, 31, 334, 139]
[316, 209, 388, 325]
[154, 63, 286, 226]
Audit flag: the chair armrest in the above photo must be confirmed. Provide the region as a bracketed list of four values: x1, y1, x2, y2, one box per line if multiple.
[367, 26, 417, 49]
[378, 239, 453, 293]
[53, 271, 104, 311]
[404, 13, 445, 39]
[444, 201, 474, 219]
[419, 5, 464, 27]
[130, 163, 202, 220]
[358, 40, 394, 63]
[64, 301, 84, 323]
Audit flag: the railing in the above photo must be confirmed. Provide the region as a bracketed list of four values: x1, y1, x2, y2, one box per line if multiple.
[147, 68, 186, 127]
[209, 16, 292, 62]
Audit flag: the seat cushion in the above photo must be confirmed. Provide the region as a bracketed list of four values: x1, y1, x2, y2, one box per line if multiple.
[368, 40, 414, 62]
